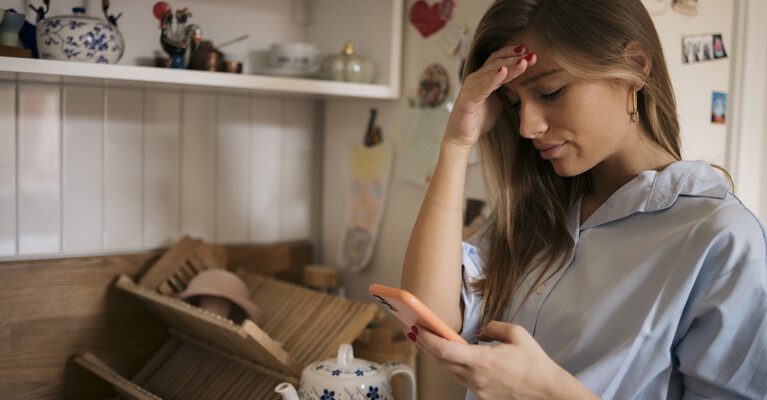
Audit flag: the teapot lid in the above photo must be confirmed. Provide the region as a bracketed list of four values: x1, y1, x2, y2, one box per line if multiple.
[308, 344, 381, 378]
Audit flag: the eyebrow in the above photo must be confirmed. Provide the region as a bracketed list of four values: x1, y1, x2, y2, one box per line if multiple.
[519, 69, 559, 87]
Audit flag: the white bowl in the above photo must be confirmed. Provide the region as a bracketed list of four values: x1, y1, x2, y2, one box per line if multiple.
[268, 42, 321, 71]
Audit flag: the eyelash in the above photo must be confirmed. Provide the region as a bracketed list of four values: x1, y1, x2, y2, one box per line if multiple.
[540, 86, 566, 101]
[507, 85, 567, 110]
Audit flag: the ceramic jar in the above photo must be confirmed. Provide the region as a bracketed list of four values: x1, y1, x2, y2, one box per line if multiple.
[37, 7, 124, 64]
[321, 41, 375, 84]
[0, 11, 26, 47]
[275, 343, 415, 400]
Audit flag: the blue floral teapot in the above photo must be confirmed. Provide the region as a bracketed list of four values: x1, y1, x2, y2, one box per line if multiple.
[35, 0, 124, 64]
[275, 343, 415, 400]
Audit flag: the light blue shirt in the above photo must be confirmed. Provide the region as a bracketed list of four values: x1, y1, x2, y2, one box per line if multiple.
[459, 161, 767, 399]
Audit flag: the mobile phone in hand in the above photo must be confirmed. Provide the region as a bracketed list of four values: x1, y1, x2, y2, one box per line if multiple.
[369, 284, 468, 344]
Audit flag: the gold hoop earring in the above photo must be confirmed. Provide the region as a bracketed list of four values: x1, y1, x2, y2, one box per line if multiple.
[630, 87, 639, 123]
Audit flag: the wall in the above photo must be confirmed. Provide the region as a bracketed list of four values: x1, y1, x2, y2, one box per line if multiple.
[652, 0, 733, 165]
[0, 0, 329, 260]
[729, 0, 767, 219]
[322, 2, 491, 398]
[321, 0, 759, 398]
[0, 83, 319, 259]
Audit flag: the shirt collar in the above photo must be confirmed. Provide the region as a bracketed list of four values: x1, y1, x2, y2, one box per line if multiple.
[579, 160, 730, 230]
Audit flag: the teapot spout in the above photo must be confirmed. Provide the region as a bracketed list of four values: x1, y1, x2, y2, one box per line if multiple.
[275, 382, 299, 400]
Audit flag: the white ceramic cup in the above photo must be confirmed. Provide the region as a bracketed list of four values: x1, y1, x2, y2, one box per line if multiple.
[268, 42, 322, 71]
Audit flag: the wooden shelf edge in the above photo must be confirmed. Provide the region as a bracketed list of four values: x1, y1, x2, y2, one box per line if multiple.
[0, 57, 400, 99]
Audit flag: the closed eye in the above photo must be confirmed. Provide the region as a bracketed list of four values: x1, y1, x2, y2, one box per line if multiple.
[541, 86, 566, 101]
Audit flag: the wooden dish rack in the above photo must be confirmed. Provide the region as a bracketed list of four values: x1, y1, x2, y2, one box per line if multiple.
[75, 236, 384, 399]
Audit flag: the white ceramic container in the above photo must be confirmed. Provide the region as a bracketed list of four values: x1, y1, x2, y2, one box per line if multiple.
[275, 343, 415, 400]
[37, 7, 124, 64]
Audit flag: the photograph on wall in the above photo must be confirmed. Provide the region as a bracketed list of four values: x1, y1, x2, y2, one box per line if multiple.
[712, 34, 727, 59]
[711, 92, 727, 125]
[683, 33, 727, 64]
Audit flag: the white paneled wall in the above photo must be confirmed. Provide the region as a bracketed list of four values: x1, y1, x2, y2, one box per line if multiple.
[0, 83, 16, 256]
[0, 81, 318, 260]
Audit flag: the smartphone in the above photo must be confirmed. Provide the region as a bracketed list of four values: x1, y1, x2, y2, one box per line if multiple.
[369, 284, 468, 344]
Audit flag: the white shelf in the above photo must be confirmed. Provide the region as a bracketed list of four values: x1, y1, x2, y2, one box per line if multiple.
[0, 57, 399, 99]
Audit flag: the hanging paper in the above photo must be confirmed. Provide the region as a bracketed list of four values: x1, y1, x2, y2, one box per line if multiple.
[338, 111, 394, 272]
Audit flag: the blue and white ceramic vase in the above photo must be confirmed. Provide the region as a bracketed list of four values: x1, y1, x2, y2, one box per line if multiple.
[36, 7, 124, 64]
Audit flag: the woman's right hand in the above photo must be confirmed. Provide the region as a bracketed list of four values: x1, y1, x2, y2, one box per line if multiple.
[445, 45, 536, 149]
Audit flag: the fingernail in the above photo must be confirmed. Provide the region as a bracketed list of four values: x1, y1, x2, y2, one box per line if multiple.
[514, 45, 525, 53]
[407, 332, 417, 342]
[411, 325, 419, 335]
[525, 53, 535, 61]
[498, 66, 503, 73]
[475, 329, 483, 335]
[515, 58, 523, 65]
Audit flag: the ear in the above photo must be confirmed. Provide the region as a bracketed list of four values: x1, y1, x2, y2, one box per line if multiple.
[624, 41, 652, 84]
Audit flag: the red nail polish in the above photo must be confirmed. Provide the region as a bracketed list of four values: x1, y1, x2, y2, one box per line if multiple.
[514, 45, 525, 53]
[411, 325, 419, 335]
[476, 329, 483, 335]
[407, 332, 417, 342]
[525, 53, 535, 61]
[515, 58, 523, 65]
[498, 66, 503, 73]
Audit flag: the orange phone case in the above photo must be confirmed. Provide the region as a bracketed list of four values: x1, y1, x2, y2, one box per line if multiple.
[369, 284, 467, 344]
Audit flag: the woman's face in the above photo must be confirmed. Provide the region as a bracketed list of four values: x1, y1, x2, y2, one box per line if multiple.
[501, 33, 637, 177]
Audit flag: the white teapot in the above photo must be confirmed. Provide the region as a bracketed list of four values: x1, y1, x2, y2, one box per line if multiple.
[275, 343, 415, 400]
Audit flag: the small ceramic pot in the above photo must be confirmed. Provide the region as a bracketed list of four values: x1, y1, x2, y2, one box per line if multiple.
[0, 11, 26, 47]
[322, 42, 375, 84]
[36, 7, 124, 64]
[275, 343, 415, 400]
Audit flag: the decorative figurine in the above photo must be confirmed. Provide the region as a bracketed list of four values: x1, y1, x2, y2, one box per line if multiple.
[153, 1, 199, 68]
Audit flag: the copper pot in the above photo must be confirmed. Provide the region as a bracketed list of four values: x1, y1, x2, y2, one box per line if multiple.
[189, 41, 224, 71]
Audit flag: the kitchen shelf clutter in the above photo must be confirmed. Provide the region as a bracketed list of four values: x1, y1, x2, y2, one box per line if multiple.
[0, 0, 403, 99]
[75, 236, 384, 400]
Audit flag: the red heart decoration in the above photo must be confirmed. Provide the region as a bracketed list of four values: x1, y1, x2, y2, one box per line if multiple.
[409, 0, 446, 38]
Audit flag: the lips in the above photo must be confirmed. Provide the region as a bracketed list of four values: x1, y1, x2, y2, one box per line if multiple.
[535, 142, 565, 160]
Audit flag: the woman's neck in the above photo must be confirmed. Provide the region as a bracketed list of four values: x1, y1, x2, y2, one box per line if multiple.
[581, 130, 677, 223]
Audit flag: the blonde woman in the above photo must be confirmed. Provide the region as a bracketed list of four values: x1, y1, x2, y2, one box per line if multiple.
[400, 0, 767, 399]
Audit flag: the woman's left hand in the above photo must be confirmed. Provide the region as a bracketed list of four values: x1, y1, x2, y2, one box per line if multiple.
[411, 321, 600, 400]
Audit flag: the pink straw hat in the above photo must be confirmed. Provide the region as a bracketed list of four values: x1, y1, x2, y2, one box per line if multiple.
[177, 269, 262, 325]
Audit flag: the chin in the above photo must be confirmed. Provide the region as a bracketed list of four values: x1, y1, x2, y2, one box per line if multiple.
[549, 159, 587, 177]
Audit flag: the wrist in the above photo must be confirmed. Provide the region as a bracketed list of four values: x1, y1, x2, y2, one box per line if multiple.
[440, 137, 474, 160]
[550, 366, 601, 400]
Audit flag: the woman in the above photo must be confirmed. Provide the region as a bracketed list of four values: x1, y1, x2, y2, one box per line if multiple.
[400, 0, 767, 399]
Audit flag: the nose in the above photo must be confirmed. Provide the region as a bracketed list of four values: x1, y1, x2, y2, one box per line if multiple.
[517, 102, 548, 139]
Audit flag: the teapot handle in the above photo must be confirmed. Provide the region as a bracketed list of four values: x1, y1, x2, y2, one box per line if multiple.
[384, 362, 417, 400]
[337, 343, 354, 366]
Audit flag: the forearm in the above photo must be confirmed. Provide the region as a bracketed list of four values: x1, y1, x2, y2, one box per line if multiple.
[401, 138, 472, 332]
[550, 368, 602, 400]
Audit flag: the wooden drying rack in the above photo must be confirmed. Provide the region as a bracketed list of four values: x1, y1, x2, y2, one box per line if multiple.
[73, 236, 384, 400]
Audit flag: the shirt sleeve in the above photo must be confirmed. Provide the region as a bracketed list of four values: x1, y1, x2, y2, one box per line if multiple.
[675, 256, 767, 399]
[459, 241, 485, 343]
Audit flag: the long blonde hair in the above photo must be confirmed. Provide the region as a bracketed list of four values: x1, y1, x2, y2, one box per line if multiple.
[464, 0, 681, 323]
